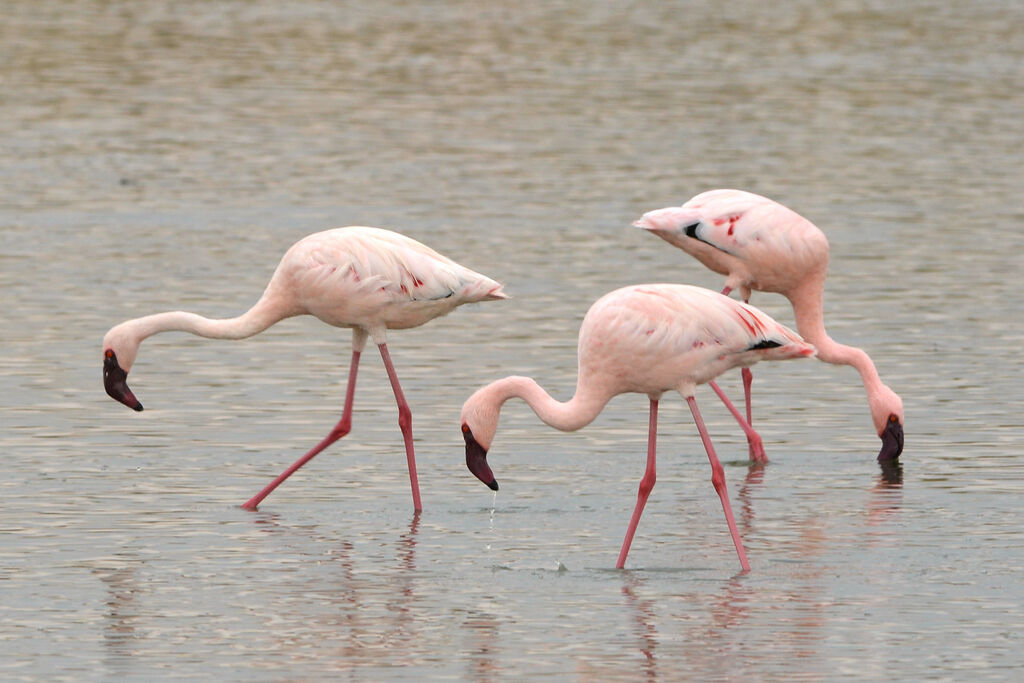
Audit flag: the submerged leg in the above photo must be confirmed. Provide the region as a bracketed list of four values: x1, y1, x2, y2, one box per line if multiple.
[241, 345, 363, 511]
[708, 380, 767, 463]
[686, 395, 751, 572]
[617, 399, 659, 569]
[378, 343, 422, 512]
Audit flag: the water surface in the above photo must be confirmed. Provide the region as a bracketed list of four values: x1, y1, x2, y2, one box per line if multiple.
[2, 1, 1023, 679]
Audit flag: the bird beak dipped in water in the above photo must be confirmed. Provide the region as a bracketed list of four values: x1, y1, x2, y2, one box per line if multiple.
[878, 414, 903, 462]
[103, 349, 143, 411]
[462, 423, 498, 491]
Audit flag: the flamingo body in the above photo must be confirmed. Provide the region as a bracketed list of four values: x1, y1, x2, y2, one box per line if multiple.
[575, 285, 808, 399]
[102, 226, 506, 510]
[635, 189, 829, 300]
[460, 284, 815, 570]
[278, 227, 505, 335]
[635, 189, 904, 460]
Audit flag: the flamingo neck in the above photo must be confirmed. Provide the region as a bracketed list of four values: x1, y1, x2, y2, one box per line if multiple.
[788, 280, 889, 413]
[128, 295, 289, 343]
[482, 375, 610, 434]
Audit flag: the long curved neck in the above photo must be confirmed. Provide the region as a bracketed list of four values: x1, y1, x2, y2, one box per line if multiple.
[129, 294, 290, 343]
[483, 375, 611, 433]
[788, 279, 885, 396]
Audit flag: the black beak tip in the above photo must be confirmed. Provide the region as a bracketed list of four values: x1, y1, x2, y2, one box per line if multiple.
[877, 419, 904, 462]
[463, 425, 498, 491]
[104, 355, 144, 412]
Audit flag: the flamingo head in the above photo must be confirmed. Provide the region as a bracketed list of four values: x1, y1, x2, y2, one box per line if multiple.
[872, 385, 904, 462]
[460, 389, 500, 491]
[877, 414, 904, 461]
[102, 324, 144, 411]
[461, 422, 498, 491]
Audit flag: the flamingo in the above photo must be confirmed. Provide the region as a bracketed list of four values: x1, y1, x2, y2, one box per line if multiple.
[102, 226, 506, 511]
[460, 284, 815, 571]
[634, 189, 904, 462]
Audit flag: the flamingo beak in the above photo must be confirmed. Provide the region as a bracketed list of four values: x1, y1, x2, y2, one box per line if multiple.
[103, 351, 143, 412]
[462, 424, 498, 491]
[877, 415, 903, 461]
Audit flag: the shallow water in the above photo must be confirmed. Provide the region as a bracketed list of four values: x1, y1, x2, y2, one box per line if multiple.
[3, 0, 1023, 679]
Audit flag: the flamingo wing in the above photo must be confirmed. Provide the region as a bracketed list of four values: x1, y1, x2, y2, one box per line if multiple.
[579, 285, 813, 395]
[685, 191, 830, 281]
[295, 227, 502, 304]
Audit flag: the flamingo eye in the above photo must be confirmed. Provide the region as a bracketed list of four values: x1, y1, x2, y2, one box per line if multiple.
[461, 424, 470, 434]
[104, 349, 115, 360]
[889, 414, 898, 424]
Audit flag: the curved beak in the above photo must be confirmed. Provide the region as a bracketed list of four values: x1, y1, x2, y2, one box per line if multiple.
[103, 352, 143, 412]
[877, 417, 903, 461]
[462, 425, 498, 491]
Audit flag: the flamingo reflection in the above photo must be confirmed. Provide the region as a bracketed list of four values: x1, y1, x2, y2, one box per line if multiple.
[868, 459, 904, 527]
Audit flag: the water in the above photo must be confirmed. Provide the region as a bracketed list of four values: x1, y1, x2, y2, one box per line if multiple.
[3, 0, 1023, 679]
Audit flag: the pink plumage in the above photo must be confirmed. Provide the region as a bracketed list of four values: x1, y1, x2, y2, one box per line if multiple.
[460, 283, 815, 571]
[635, 189, 904, 461]
[102, 226, 506, 511]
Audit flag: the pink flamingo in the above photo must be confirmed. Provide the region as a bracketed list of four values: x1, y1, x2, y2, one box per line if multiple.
[634, 189, 904, 461]
[102, 226, 506, 511]
[460, 284, 815, 571]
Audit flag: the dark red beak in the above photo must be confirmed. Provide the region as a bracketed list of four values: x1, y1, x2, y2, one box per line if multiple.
[104, 351, 143, 412]
[877, 415, 903, 461]
[462, 424, 497, 491]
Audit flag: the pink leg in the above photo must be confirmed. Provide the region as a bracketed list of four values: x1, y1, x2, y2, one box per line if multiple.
[617, 399, 658, 569]
[378, 343, 422, 512]
[241, 349, 362, 510]
[742, 368, 753, 426]
[722, 286, 759, 458]
[739, 293, 756, 457]
[708, 380, 767, 463]
[686, 395, 751, 572]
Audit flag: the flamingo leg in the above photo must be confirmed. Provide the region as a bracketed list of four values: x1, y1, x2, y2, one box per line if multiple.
[686, 395, 751, 572]
[708, 380, 767, 463]
[739, 292, 756, 458]
[721, 286, 760, 460]
[742, 368, 753, 424]
[742, 368, 759, 460]
[378, 343, 422, 512]
[616, 399, 659, 569]
[241, 349, 362, 510]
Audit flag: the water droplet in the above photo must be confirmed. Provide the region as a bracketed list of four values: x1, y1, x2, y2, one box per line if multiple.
[488, 491, 497, 531]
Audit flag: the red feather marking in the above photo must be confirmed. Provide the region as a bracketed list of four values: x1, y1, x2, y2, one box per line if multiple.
[734, 309, 757, 335]
[747, 310, 767, 333]
[727, 214, 741, 236]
